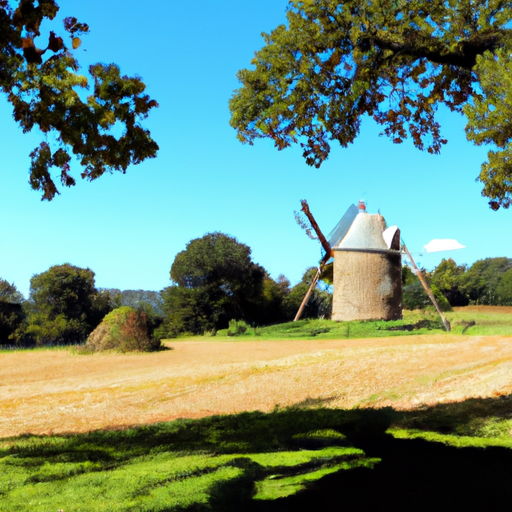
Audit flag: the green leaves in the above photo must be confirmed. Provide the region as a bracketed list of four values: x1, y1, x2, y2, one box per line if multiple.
[26, 263, 110, 344]
[1, 1, 158, 199]
[165, 233, 267, 333]
[230, 0, 512, 208]
[465, 46, 512, 209]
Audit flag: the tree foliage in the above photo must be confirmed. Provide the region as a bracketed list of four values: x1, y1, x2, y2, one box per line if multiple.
[230, 0, 512, 208]
[260, 273, 294, 324]
[430, 258, 468, 306]
[402, 280, 452, 312]
[0, 278, 25, 344]
[284, 267, 333, 319]
[159, 233, 332, 336]
[404, 257, 512, 308]
[496, 268, 512, 305]
[25, 263, 111, 344]
[104, 289, 164, 316]
[1, 0, 158, 200]
[459, 257, 512, 305]
[0, 278, 24, 303]
[162, 233, 268, 334]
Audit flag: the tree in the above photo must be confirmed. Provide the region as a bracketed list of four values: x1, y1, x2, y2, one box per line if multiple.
[430, 258, 468, 306]
[401, 263, 452, 311]
[402, 281, 452, 312]
[260, 273, 293, 324]
[459, 257, 512, 305]
[101, 288, 164, 333]
[0, 278, 25, 344]
[25, 263, 111, 343]
[230, 0, 512, 209]
[496, 268, 512, 305]
[401, 265, 417, 288]
[161, 232, 267, 334]
[102, 288, 164, 316]
[1, 1, 158, 200]
[284, 267, 333, 320]
[0, 278, 24, 303]
[159, 286, 213, 336]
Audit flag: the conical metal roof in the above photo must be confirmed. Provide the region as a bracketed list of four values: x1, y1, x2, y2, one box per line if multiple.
[337, 212, 388, 250]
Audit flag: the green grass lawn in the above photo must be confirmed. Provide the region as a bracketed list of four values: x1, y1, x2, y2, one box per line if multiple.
[0, 409, 382, 511]
[192, 308, 512, 341]
[2, 397, 512, 511]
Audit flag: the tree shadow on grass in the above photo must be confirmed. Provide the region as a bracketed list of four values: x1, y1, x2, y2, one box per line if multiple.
[248, 394, 512, 512]
[4, 395, 512, 511]
[249, 433, 512, 512]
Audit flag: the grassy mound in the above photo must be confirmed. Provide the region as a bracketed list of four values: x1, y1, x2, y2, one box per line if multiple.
[85, 306, 161, 353]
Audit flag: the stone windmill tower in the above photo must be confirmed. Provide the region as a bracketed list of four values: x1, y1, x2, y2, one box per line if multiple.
[331, 203, 402, 321]
[294, 200, 402, 322]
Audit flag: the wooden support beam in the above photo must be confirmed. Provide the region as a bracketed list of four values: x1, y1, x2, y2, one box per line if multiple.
[402, 244, 451, 332]
[294, 253, 330, 322]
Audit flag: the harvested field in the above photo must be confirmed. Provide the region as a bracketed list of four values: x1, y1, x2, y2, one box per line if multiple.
[2, 334, 512, 438]
[453, 306, 512, 314]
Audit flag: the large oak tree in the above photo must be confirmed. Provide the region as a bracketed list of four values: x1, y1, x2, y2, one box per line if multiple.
[162, 232, 267, 334]
[230, 0, 512, 209]
[1, 0, 158, 200]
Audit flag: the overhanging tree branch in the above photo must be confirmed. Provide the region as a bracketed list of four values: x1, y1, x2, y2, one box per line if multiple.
[230, 0, 512, 209]
[1, 1, 159, 200]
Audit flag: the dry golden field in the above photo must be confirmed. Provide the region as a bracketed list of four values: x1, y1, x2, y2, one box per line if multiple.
[2, 332, 512, 438]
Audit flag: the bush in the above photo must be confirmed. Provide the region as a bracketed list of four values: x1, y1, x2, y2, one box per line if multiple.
[227, 319, 250, 336]
[152, 321, 180, 340]
[25, 313, 90, 345]
[85, 306, 161, 353]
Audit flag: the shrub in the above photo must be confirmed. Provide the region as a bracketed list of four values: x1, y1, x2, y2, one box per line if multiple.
[25, 313, 89, 345]
[85, 306, 161, 353]
[227, 319, 250, 336]
[152, 320, 180, 340]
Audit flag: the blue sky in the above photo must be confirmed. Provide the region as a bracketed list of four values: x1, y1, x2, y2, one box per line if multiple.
[1, 0, 510, 298]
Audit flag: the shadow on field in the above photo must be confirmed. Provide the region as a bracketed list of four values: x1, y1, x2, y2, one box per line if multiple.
[4, 395, 512, 511]
[248, 433, 512, 512]
[245, 395, 512, 512]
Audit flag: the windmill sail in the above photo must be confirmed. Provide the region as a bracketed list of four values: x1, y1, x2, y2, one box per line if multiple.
[327, 204, 358, 248]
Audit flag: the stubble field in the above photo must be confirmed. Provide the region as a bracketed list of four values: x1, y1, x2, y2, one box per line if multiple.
[3, 329, 512, 438]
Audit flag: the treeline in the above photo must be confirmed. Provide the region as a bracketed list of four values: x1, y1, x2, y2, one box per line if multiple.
[403, 257, 512, 310]
[1, 233, 511, 346]
[0, 233, 331, 346]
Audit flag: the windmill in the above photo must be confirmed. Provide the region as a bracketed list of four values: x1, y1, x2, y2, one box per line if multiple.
[294, 200, 465, 331]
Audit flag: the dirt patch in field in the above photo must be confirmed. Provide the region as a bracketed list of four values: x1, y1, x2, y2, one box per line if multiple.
[2, 334, 512, 438]
[453, 306, 512, 313]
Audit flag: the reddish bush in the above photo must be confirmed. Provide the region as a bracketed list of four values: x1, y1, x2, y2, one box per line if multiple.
[85, 306, 161, 352]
